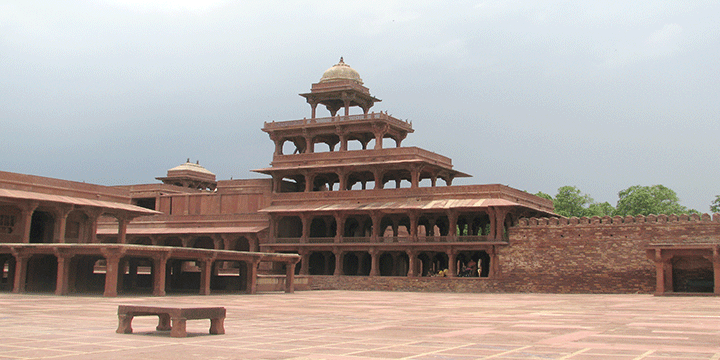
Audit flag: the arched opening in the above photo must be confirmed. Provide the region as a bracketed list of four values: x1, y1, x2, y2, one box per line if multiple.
[29, 211, 54, 243]
[131, 236, 152, 245]
[69, 256, 105, 294]
[161, 236, 184, 247]
[456, 251, 490, 277]
[277, 216, 302, 239]
[343, 253, 359, 276]
[309, 216, 336, 238]
[234, 237, 250, 251]
[343, 215, 372, 238]
[309, 251, 335, 275]
[25, 254, 57, 292]
[347, 132, 374, 151]
[277, 175, 305, 193]
[280, 137, 306, 155]
[119, 256, 154, 294]
[672, 256, 714, 293]
[347, 171, 376, 190]
[379, 253, 394, 276]
[312, 173, 339, 192]
[193, 236, 216, 249]
[210, 260, 247, 293]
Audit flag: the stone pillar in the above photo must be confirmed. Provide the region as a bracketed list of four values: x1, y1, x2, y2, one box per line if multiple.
[714, 247, 720, 295]
[333, 250, 343, 276]
[19, 202, 38, 244]
[54, 250, 73, 295]
[371, 213, 381, 242]
[406, 250, 417, 277]
[285, 261, 296, 293]
[373, 169, 383, 190]
[448, 211, 458, 242]
[305, 172, 314, 192]
[299, 250, 309, 275]
[334, 214, 346, 244]
[116, 216, 129, 245]
[410, 165, 420, 189]
[153, 254, 168, 296]
[369, 249, 379, 277]
[447, 249, 457, 278]
[102, 250, 122, 297]
[339, 133, 348, 152]
[305, 136, 314, 154]
[300, 214, 310, 244]
[247, 259, 260, 294]
[53, 205, 73, 244]
[409, 212, 419, 242]
[199, 258, 213, 295]
[11, 249, 29, 293]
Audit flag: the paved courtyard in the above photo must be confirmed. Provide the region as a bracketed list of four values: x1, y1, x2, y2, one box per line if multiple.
[0, 290, 718, 359]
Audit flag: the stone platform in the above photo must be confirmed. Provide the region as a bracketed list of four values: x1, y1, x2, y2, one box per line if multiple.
[0, 291, 718, 359]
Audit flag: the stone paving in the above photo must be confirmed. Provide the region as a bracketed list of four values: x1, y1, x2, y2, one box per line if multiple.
[0, 291, 719, 359]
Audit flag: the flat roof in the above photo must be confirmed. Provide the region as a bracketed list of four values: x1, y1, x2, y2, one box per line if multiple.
[0, 188, 160, 216]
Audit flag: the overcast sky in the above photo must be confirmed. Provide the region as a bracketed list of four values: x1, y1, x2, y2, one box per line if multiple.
[2, 0, 719, 212]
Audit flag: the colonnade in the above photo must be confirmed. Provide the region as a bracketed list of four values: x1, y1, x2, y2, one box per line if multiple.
[272, 165, 453, 193]
[270, 208, 513, 244]
[295, 247, 498, 278]
[0, 244, 300, 297]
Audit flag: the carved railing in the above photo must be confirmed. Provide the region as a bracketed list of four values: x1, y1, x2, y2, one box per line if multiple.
[271, 235, 502, 245]
[307, 237, 335, 244]
[263, 112, 412, 131]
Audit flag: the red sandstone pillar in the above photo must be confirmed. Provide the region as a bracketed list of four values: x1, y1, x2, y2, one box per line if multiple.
[19, 202, 38, 244]
[103, 252, 121, 297]
[11, 251, 28, 293]
[447, 250, 457, 278]
[299, 250, 309, 275]
[248, 259, 260, 294]
[153, 255, 168, 296]
[117, 216, 128, 244]
[369, 249, 379, 277]
[300, 214, 310, 244]
[333, 250, 343, 276]
[53, 205, 72, 244]
[199, 259, 213, 295]
[448, 211, 458, 242]
[54, 251, 72, 295]
[285, 261, 296, 293]
[406, 250, 417, 277]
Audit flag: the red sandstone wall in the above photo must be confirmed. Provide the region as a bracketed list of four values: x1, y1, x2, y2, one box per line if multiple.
[306, 214, 720, 294]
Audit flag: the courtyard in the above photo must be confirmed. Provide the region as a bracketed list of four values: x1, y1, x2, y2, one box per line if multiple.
[0, 291, 718, 359]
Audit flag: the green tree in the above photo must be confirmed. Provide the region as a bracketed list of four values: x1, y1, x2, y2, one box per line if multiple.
[711, 195, 720, 213]
[553, 186, 594, 218]
[586, 201, 615, 217]
[615, 185, 695, 216]
[534, 191, 553, 200]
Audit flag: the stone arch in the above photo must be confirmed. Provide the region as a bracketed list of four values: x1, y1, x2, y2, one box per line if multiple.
[233, 236, 251, 251]
[277, 216, 302, 238]
[192, 236, 216, 249]
[309, 216, 336, 238]
[160, 236, 183, 247]
[130, 236, 152, 245]
[29, 211, 54, 243]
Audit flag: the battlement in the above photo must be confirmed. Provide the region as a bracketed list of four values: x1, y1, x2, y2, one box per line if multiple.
[517, 213, 720, 227]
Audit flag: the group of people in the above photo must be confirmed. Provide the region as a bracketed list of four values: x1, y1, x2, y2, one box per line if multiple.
[429, 259, 481, 277]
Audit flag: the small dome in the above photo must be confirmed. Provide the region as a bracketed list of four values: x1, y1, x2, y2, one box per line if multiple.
[319, 57, 363, 85]
[168, 159, 215, 176]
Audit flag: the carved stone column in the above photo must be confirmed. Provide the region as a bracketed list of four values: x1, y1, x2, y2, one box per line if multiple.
[53, 205, 73, 244]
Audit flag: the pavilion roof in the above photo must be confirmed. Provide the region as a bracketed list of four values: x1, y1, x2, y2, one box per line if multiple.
[0, 188, 160, 217]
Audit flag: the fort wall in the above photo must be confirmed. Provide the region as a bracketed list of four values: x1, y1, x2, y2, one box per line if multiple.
[306, 213, 720, 294]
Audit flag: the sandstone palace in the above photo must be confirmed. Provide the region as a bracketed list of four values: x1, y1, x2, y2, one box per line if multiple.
[2, 59, 719, 296]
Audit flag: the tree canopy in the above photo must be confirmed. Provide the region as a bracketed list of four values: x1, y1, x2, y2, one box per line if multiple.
[615, 185, 695, 216]
[538, 184, 699, 217]
[711, 195, 720, 213]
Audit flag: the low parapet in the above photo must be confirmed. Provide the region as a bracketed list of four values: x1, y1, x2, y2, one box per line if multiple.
[517, 213, 720, 227]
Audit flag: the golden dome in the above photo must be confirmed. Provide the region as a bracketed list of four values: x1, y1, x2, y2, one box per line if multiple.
[319, 57, 363, 85]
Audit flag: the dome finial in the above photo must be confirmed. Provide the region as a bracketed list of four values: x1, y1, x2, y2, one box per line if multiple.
[339, 56, 344, 64]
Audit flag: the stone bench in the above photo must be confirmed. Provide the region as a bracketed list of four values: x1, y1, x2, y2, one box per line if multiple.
[117, 305, 226, 337]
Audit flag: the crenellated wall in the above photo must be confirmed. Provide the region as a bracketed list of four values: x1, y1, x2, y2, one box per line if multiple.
[501, 213, 720, 293]
[305, 213, 720, 294]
